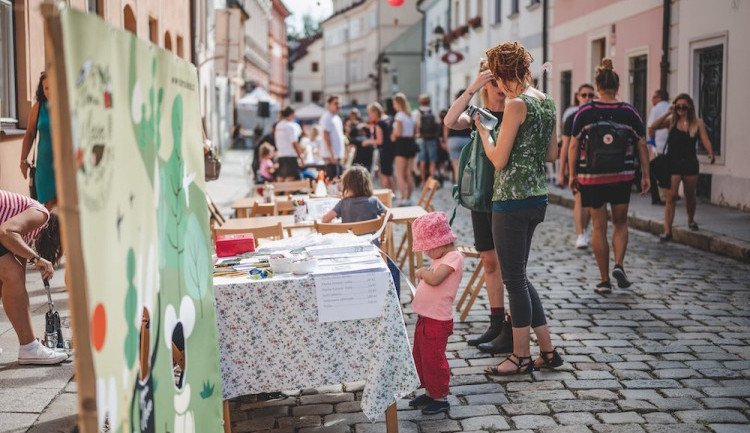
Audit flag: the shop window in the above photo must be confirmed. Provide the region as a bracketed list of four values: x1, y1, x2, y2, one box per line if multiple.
[124, 5, 137, 34]
[629, 54, 648, 120]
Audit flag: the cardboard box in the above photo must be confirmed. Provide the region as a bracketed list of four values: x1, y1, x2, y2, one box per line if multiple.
[216, 233, 255, 257]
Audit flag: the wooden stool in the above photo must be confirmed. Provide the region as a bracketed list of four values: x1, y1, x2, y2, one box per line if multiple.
[455, 245, 485, 322]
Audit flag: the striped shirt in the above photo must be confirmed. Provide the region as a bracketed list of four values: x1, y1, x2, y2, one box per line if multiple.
[571, 101, 645, 186]
[0, 190, 50, 245]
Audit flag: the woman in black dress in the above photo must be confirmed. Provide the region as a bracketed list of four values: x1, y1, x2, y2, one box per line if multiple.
[649, 93, 714, 240]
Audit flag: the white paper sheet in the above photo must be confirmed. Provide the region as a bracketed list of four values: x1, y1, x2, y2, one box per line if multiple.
[313, 269, 390, 323]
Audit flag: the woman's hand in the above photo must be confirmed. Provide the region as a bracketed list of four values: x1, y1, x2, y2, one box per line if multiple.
[469, 69, 494, 94]
[568, 176, 579, 194]
[473, 113, 490, 137]
[20, 160, 30, 179]
[35, 257, 54, 281]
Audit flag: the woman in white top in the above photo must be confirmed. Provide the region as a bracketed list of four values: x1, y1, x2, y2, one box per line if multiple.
[390, 93, 417, 205]
[274, 106, 304, 181]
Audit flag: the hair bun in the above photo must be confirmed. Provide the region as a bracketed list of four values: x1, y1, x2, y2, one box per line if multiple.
[600, 58, 614, 70]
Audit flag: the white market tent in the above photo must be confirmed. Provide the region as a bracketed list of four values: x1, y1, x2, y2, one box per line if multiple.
[294, 102, 327, 121]
[237, 87, 280, 130]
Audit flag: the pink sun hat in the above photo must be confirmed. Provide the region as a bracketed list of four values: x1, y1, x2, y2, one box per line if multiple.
[412, 211, 458, 252]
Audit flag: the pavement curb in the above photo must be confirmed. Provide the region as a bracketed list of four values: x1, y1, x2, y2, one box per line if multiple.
[548, 191, 750, 263]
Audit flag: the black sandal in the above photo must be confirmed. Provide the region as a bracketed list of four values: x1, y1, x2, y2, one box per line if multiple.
[534, 349, 563, 370]
[485, 354, 533, 376]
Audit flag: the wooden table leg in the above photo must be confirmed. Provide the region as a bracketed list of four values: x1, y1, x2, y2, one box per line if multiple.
[385, 402, 399, 433]
[223, 400, 232, 433]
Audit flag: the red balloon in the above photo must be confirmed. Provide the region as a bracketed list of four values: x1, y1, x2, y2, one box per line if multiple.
[388, 0, 404, 6]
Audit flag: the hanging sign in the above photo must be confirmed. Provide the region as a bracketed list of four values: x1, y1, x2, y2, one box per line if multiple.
[441, 51, 464, 65]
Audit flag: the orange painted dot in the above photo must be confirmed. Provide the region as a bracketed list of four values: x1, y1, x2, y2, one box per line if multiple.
[91, 303, 106, 352]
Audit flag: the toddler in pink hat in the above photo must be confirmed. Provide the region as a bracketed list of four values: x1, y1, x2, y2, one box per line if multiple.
[408, 211, 464, 415]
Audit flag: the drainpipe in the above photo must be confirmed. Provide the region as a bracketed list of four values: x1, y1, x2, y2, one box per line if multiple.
[542, 0, 548, 93]
[417, 0, 427, 103]
[660, 0, 671, 92]
[447, 0, 452, 107]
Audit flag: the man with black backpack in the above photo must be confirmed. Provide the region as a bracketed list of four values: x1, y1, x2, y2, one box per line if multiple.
[414, 94, 442, 186]
[568, 59, 650, 295]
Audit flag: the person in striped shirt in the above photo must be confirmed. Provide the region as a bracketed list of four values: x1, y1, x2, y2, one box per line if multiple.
[0, 189, 66, 365]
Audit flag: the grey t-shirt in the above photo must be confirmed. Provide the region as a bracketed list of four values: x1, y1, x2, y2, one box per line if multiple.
[333, 196, 386, 223]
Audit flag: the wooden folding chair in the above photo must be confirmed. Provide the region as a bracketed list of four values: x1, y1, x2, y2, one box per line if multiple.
[393, 178, 440, 267]
[207, 194, 226, 242]
[314, 214, 391, 251]
[373, 189, 394, 208]
[455, 245, 485, 321]
[250, 201, 276, 217]
[214, 222, 284, 246]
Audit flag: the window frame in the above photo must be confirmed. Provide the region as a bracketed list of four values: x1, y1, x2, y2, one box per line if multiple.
[690, 32, 728, 161]
[0, 0, 17, 127]
[493, 0, 501, 25]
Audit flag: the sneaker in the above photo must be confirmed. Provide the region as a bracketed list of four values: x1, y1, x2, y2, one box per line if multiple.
[594, 280, 612, 294]
[611, 265, 631, 288]
[408, 393, 434, 408]
[18, 340, 68, 365]
[421, 399, 450, 415]
[688, 221, 699, 231]
[575, 234, 588, 249]
[659, 233, 672, 242]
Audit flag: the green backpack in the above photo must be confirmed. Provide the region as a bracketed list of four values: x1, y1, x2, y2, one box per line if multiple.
[450, 129, 497, 223]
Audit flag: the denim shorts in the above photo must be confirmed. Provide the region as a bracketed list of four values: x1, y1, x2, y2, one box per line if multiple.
[417, 138, 438, 163]
[447, 136, 471, 161]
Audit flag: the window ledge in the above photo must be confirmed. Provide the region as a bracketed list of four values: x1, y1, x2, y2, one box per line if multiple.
[507, 12, 519, 19]
[526, 2, 541, 12]
[0, 128, 26, 138]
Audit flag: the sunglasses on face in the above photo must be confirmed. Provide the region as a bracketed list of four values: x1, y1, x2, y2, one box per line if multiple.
[675, 105, 689, 111]
[579, 92, 595, 98]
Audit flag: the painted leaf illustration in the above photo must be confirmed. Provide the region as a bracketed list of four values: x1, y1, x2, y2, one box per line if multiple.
[123, 249, 138, 368]
[184, 214, 209, 303]
[200, 380, 215, 399]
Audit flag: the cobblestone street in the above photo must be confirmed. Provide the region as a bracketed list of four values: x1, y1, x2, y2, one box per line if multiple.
[228, 182, 750, 433]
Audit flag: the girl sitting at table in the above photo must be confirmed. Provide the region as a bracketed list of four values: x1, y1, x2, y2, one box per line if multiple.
[257, 143, 277, 183]
[321, 165, 385, 223]
[408, 211, 464, 415]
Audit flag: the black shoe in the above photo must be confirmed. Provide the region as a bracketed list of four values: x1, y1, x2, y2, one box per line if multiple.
[659, 233, 672, 242]
[594, 280, 612, 294]
[611, 265, 631, 288]
[408, 394, 433, 408]
[485, 354, 534, 376]
[421, 399, 450, 415]
[467, 315, 504, 346]
[534, 348, 564, 370]
[477, 318, 513, 354]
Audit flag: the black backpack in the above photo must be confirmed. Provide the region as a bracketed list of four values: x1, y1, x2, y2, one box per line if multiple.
[419, 109, 439, 139]
[581, 119, 638, 174]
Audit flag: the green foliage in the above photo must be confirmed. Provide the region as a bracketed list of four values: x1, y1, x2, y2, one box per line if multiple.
[287, 13, 321, 42]
[184, 214, 210, 313]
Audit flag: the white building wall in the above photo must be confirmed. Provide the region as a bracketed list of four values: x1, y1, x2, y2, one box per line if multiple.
[423, 0, 451, 111]
[290, 38, 324, 106]
[673, 0, 750, 209]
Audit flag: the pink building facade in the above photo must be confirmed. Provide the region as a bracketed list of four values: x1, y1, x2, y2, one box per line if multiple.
[550, 0, 664, 122]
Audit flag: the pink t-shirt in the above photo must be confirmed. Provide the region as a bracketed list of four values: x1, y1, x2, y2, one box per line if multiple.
[258, 158, 274, 179]
[410, 250, 464, 321]
[0, 190, 49, 245]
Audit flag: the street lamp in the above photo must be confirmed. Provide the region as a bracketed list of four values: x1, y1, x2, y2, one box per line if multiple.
[372, 53, 390, 103]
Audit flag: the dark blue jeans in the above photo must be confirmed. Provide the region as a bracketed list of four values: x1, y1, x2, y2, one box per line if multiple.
[491, 205, 548, 329]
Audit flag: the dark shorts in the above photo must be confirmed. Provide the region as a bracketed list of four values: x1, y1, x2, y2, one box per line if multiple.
[579, 181, 632, 209]
[325, 162, 343, 179]
[379, 144, 395, 176]
[668, 156, 699, 177]
[470, 210, 494, 252]
[394, 137, 418, 158]
[277, 157, 300, 179]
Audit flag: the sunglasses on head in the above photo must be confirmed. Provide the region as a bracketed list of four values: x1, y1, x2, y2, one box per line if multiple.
[675, 104, 689, 110]
[579, 92, 595, 98]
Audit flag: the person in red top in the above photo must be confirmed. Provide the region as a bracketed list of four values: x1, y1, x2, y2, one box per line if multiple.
[408, 211, 464, 415]
[0, 190, 65, 364]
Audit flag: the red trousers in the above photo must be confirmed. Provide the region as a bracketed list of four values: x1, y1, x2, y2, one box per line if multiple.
[412, 315, 453, 399]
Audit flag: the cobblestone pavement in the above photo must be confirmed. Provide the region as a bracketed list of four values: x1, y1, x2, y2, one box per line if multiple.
[228, 182, 750, 433]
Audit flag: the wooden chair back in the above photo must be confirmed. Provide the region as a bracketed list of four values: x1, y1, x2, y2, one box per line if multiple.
[373, 189, 393, 208]
[314, 214, 392, 248]
[270, 180, 311, 195]
[207, 194, 226, 242]
[250, 201, 276, 217]
[416, 177, 439, 212]
[214, 222, 284, 245]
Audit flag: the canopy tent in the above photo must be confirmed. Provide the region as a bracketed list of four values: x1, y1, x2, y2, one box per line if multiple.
[294, 103, 327, 121]
[237, 87, 280, 131]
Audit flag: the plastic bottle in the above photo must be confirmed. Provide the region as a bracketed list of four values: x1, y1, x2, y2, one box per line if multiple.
[315, 171, 327, 197]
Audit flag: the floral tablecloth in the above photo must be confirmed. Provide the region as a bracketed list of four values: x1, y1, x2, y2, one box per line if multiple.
[213, 270, 419, 421]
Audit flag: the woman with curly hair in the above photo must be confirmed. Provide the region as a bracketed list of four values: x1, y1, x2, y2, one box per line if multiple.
[0, 190, 66, 364]
[476, 42, 562, 375]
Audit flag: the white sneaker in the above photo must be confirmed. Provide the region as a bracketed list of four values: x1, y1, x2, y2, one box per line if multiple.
[575, 234, 588, 249]
[18, 341, 68, 365]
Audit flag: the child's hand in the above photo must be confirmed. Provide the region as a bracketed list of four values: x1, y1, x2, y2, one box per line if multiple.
[415, 267, 429, 280]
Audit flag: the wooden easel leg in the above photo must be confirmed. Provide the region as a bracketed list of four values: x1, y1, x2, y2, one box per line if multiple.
[385, 402, 399, 433]
[223, 400, 232, 433]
